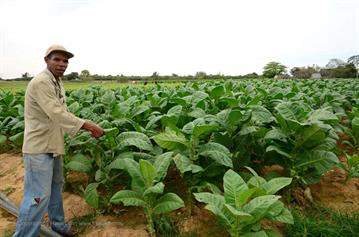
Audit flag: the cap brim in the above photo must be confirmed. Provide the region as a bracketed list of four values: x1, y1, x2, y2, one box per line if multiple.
[47, 50, 74, 59]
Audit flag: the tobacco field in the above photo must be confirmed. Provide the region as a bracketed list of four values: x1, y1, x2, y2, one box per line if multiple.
[1, 79, 359, 237]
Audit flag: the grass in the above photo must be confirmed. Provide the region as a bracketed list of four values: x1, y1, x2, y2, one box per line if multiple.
[1, 230, 14, 237]
[69, 213, 97, 236]
[0, 187, 16, 196]
[0, 80, 179, 92]
[285, 206, 359, 237]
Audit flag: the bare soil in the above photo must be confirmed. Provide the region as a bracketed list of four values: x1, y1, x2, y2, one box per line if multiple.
[1, 152, 358, 237]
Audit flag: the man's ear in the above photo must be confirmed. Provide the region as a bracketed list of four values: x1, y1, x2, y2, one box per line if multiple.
[44, 56, 49, 63]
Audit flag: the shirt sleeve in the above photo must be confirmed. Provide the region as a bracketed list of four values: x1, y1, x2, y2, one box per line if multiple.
[33, 79, 85, 138]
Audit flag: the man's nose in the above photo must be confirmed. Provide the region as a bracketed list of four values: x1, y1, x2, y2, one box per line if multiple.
[59, 61, 68, 67]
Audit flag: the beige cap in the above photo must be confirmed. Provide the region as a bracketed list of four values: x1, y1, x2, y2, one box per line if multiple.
[45, 44, 74, 58]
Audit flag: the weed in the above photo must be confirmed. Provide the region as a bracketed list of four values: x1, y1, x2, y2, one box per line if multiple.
[284, 206, 359, 237]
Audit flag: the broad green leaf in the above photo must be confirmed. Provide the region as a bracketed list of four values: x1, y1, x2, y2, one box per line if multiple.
[262, 177, 292, 195]
[295, 150, 339, 175]
[296, 124, 326, 148]
[84, 183, 99, 208]
[66, 153, 92, 173]
[95, 169, 106, 182]
[110, 190, 146, 207]
[183, 91, 209, 105]
[69, 132, 91, 146]
[264, 128, 287, 142]
[308, 109, 338, 124]
[100, 90, 116, 105]
[311, 150, 339, 174]
[132, 105, 150, 117]
[205, 204, 232, 230]
[223, 204, 254, 224]
[192, 124, 219, 139]
[191, 164, 204, 173]
[199, 142, 233, 168]
[237, 188, 257, 207]
[228, 109, 244, 125]
[143, 182, 165, 196]
[153, 152, 173, 182]
[242, 195, 280, 221]
[11, 121, 24, 131]
[167, 105, 182, 116]
[104, 128, 119, 137]
[118, 131, 153, 151]
[116, 151, 135, 159]
[266, 145, 292, 159]
[247, 176, 267, 189]
[139, 159, 157, 187]
[0, 134, 7, 144]
[250, 105, 275, 124]
[223, 170, 248, 208]
[314, 137, 337, 150]
[266, 201, 284, 217]
[122, 158, 145, 192]
[270, 207, 294, 224]
[146, 115, 162, 129]
[9, 132, 23, 146]
[194, 192, 225, 209]
[239, 125, 258, 136]
[112, 118, 136, 129]
[210, 85, 225, 99]
[68, 101, 80, 113]
[173, 154, 192, 174]
[188, 108, 206, 118]
[109, 158, 127, 170]
[245, 166, 259, 176]
[153, 127, 188, 150]
[275, 101, 308, 123]
[153, 193, 184, 214]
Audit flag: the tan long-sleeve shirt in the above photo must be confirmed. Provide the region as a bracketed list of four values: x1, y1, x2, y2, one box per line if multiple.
[22, 68, 85, 155]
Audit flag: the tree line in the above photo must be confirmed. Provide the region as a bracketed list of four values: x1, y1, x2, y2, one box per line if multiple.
[3, 55, 358, 81]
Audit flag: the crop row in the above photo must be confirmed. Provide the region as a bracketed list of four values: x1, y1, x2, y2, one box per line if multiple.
[1, 79, 359, 236]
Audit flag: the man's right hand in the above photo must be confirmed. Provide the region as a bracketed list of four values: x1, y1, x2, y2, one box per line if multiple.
[82, 121, 104, 138]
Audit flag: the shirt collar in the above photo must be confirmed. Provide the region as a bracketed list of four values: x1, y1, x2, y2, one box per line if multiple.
[43, 68, 61, 85]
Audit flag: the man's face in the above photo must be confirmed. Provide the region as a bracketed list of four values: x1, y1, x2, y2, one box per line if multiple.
[45, 51, 69, 79]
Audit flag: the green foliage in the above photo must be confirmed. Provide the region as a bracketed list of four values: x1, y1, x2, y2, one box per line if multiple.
[110, 155, 184, 237]
[285, 207, 359, 237]
[2, 79, 359, 234]
[194, 169, 293, 237]
[340, 154, 359, 181]
[262, 62, 287, 78]
[320, 63, 357, 78]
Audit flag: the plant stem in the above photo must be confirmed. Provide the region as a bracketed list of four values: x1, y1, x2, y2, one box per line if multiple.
[145, 207, 156, 237]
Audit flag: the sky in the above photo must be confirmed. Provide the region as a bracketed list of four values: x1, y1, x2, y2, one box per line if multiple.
[0, 0, 358, 79]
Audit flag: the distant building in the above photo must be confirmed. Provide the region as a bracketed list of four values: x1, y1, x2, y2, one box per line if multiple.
[311, 73, 321, 79]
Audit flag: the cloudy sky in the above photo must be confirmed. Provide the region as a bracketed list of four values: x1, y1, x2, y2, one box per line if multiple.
[0, 0, 358, 79]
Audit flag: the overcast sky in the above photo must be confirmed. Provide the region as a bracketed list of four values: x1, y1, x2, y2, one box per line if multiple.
[0, 0, 358, 79]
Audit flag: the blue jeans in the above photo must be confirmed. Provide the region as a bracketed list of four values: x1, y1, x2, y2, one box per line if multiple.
[13, 153, 71, 237]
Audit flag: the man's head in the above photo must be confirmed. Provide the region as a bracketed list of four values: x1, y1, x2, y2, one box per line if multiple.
[44, 44, 74, 79]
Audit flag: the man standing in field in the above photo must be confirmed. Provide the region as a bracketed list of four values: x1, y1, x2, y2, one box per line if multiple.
[13, 45, 104, 237]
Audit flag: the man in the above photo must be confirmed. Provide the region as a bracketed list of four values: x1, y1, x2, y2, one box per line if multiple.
[13, 45, 104, 237]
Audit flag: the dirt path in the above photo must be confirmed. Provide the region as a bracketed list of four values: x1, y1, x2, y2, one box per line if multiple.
[310, 167, 359, 213]
[0, 153, 149, 237]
